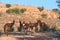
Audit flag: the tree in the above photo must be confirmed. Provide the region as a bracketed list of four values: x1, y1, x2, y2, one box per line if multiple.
[56, 0, 60, 8]
[56, 0, 60, 19]
[6, 4, 11, 8]
[38, 6, 44, 12]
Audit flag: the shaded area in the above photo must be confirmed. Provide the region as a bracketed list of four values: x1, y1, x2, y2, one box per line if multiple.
[0, 31, 60, 40]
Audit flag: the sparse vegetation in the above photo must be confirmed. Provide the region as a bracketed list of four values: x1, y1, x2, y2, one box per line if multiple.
[20, 8, 26, 13]
[38, 6, 44, 12]
[41, 13, 47, 18]
[49, 27, 56, 31]
[6, 4, 11, 8]
[6, 8, 26, 14]
[52, 8, 59, 13]
[47, 23, 57, 31]
[40, 24, 49, 32]
[13, 8, 20, 14]
[6, 9, 14, 13]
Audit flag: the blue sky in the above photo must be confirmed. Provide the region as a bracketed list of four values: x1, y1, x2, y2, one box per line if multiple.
[0, 0, 58, 9]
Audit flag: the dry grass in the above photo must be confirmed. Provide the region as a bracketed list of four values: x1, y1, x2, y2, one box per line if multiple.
[0, 3, 60, 32]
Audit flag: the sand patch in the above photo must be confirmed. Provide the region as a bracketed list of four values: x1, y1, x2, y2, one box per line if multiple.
[0, 36, 17, 40]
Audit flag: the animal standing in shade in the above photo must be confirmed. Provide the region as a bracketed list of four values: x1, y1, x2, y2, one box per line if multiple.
[4, 20, 15, 36]
[18, 20, 23, 32]
[37, 19, 48, 32]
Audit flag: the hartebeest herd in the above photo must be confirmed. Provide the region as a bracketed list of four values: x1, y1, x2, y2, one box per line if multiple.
[4, 19, 47, 36]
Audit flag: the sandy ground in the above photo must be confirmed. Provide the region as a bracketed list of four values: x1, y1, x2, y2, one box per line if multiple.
[0, 31, 60, 40]
[0, 35, 17, 40]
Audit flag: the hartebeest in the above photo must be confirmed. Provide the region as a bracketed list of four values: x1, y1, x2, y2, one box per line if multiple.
[19, 20, 24, 32]
[4, 20, 15, 36]
[19, 19, 47, 33]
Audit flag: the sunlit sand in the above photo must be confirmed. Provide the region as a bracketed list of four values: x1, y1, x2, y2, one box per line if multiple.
[0, 36, 17, 40]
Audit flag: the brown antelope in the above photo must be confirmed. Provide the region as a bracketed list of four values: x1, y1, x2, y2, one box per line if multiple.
[22, 21, 38, 32]
[22, 21, 30, 32]
[37, 19, 48, 32]
[27, 20, 47, 32]
[19, 20, 24, 32]
[4, 20, 15, 36]
[20, 19, 47, 33]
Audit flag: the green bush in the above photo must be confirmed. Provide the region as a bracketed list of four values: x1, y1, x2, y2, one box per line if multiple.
[41, 25, 49, 32]
[13, 8, 20, 14]
[41, 13, 47, 18]
[20, 8, 26, 13]
[52, 8, 59, 13]
[6, 9, 14, 13]
[52, 8, 58, 11]
[6, 8, 26, 14]
[6, 4, 11, 8]
[49, 24, 57, 31]
[49, 27, 56, 31]
[38, 6, 44, 12]
[39, 23, 49, 32]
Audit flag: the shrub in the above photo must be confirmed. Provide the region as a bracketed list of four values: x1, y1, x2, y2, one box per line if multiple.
[6, 8, 20, 14]
[49, 24, 56, 31]
[40, 24, 49, 32]
[20, 8, 26, 13]
[38, 6, 44, 12]
[49, 27, 56, 31]
[41, 13, 47, 18]
[52, 8, 59, 13]
[6, 9, 14, 13]
[6, 8, 26, 14]
[6, 4, 11, 8]
[13, 8, 20, 14]
[42, 25, 49, 31]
